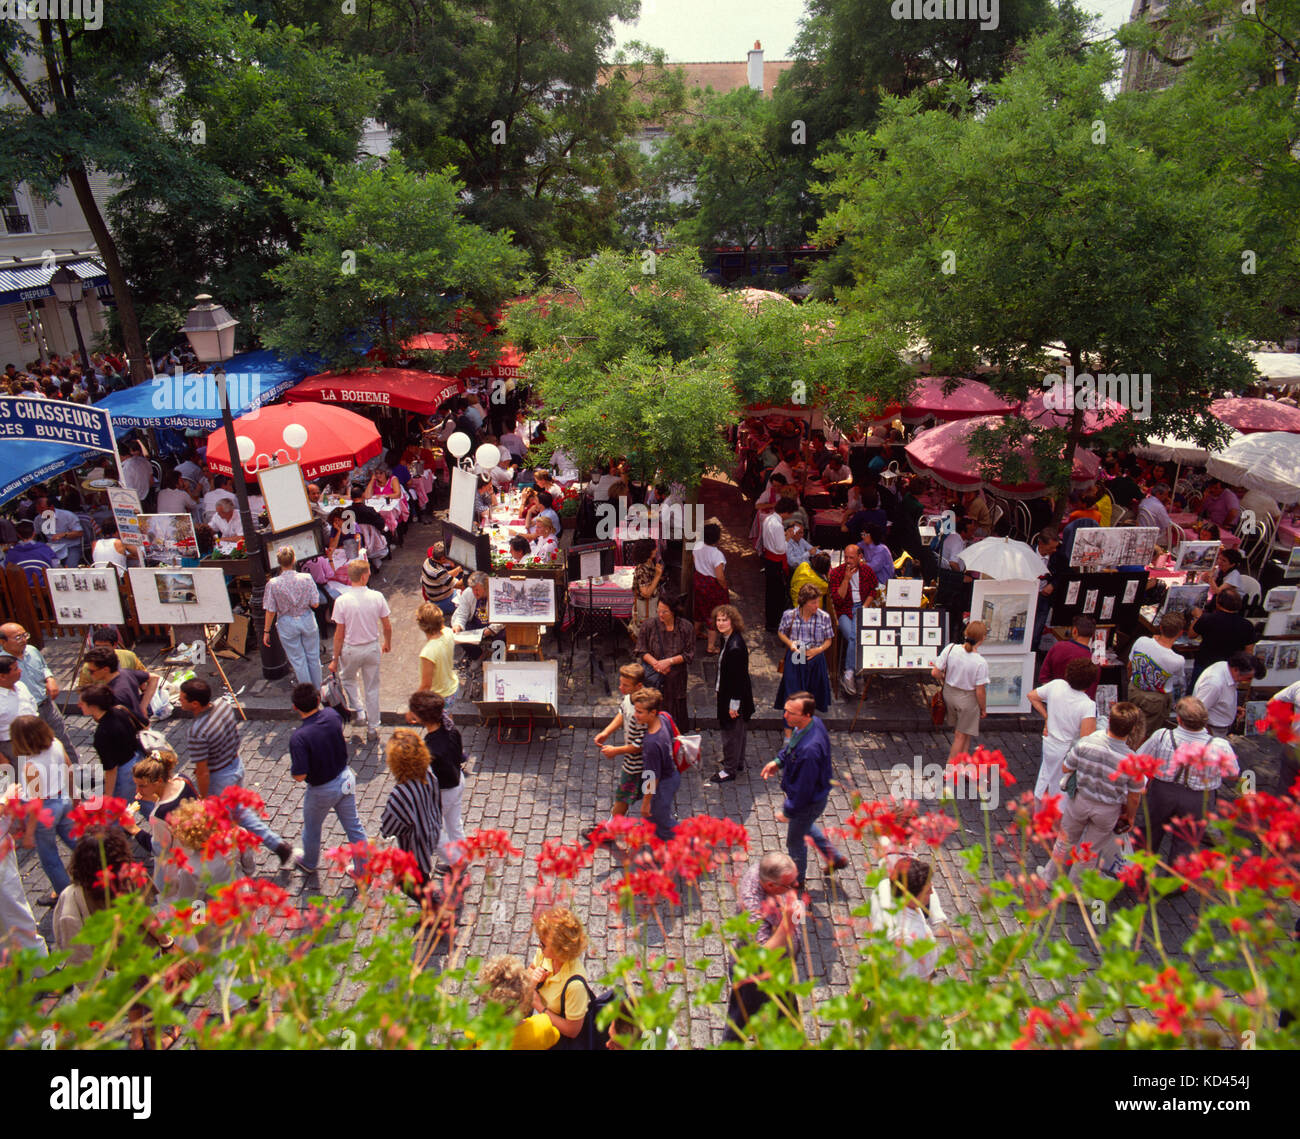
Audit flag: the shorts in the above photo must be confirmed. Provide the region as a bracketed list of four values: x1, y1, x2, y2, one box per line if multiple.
[614, 771, 642, 808]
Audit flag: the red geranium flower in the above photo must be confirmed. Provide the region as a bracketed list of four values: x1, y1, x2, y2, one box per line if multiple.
[536, 838, 594, 881]
[586, 816, 657, 850]
[1139, 967, 1191, 1036]
[453, 829, 523, 864]
[1256, 699, 1300, 744]
[609, 868, 681, 908]
[67, 797, 134, 838]
[208, 877, 293, 927]
[907, 812, 960, 848]
[949, 746, 1017, 787]
[1110, 753, 1163, 783]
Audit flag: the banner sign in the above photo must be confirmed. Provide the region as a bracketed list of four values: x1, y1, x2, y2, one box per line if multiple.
[0, 398, 116, 452]
[108, 487, 145, 550]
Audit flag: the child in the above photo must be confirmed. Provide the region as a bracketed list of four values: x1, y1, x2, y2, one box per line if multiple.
[405, 692, 465, 867]
[584, 664, 647, 842]
[478, 954, 560, 1050]
[379, 729, 442, 896]
[526, 906, 590, 1044]
[867, 853, 952, 982]
[10, 714, 74, 906]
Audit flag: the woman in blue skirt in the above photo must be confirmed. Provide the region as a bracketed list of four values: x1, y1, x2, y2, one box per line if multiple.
[774, 583, 834, 712]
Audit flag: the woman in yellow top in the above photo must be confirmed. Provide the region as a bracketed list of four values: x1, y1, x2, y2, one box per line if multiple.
[789, 552, 831, 611]
[416, 603, 458, 699]
[526, 906, 589, 1043]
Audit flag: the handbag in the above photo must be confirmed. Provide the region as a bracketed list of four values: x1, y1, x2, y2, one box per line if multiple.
[550, 974, 616, 1051]
[660, 711, 702, 773]
[320, 672, 354, 723]
[930, 644, 952, 726]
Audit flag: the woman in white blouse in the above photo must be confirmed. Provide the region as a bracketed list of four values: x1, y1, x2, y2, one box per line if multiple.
[931, 620, 989, 761]
[530, 514, 560, 562]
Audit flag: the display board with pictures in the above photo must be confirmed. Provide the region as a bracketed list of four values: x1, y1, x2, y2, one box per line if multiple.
[1159, 582, 1210, 620]
[263, 524, 323, 572]
[1172, 540, 1222, 573]
[1253, 641, 1300, 685]
[256, 461, 313, 534]
[46, 568, 124, 625]
[984, 655, 1035, 714]
[1285, 547, 1300, 581]
[970, 579, 1038, 654]
[857, 607, 946, 668]
[1068, 527, 1159, 570]
[127, 566, 233, 625]
[482, 660, 558, 708]
[487, 575, 556, 625]
[1050, 569, 1149, 628]
[138, 513, 198, 566]
[1262, 584, 1300, 637]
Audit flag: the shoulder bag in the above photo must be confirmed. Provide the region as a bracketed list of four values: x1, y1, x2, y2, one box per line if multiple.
[930, 644, 953, 727]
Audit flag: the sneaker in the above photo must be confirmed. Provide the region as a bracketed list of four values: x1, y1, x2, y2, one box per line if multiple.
[841, 671, 857, 696]
[708, 770, 736, 784]
[294, 855, 318, 875]
[278, 843, 302, 869]
[581, 825, 601, 844]
[826, 855, 849, 872]
[239, 849, 257, 876]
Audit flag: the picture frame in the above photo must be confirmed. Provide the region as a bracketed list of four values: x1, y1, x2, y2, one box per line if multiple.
[257, 461, 313, 534]
[1069, 526, 1159, 570]
[885, 578, 923, 608]
[1286, 547, 1300, 580]
[1160, 583, 1210, 619]
[264, 526, 323, 572]
[970, 579, 1038, 654]
[1264, 586, 1299, 613]
[922, 627, 942, 646]
[898, 647, 940, 670]
[902, 611, 920, 627]
[1243, 700, 1270, 737]
[482, 660, 559, 707]
[138, 513, 198, 566]
[900, 627, 920, 646]
[1082, 589, 1098, 615]
[860, 629, 878, 646]
[128, 566, 232, 624]
[1064, 580, 1080, 606]
[45, 569, 124, 625]
[1122, 579, 1140, 605]
[922, 611, 939, 627]
[487, 575, 556, 625]
[1172, 540, 1222, 573]
[860, 646, 899, 670]
[879, 629, 897, 646]
[985, 656, 1034, 714]
[449, 467, 479, 532]
[1099, 595, 1115, 622]
[862, 608, 882, 627]
[885, 610, 903, 627]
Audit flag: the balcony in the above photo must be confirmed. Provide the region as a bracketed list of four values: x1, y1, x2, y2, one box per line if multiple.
[2, 208, 32, 235]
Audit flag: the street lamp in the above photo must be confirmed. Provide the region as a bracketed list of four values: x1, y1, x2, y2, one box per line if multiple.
[181, 294, 289, 680]
[49, 265, 91, 373]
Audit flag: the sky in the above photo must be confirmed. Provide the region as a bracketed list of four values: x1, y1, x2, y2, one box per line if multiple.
[614, 0, 1137, 61]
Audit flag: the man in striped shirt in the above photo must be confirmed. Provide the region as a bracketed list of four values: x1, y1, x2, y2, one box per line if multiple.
[179, 678, 297, 871]
[420, 542, 463, 617]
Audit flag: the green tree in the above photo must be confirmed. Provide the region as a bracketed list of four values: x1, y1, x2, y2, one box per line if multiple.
[107, 19, 383, 350]
[263, 157, 528, 369]
[272, 0, 685, 268]
[814, 34, 1256, 510]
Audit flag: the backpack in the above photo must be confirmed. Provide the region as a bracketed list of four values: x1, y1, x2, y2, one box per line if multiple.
[320, 672, 354, 723]
[550, 974, 617, 1051]
[659, 711, 702, 773]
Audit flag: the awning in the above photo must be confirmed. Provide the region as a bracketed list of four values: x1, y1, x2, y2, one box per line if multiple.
[0, 440, 103, 506]
[0, 258, 111, 307]
[286, 368, 464, 415]
[96, 349, 324, 429]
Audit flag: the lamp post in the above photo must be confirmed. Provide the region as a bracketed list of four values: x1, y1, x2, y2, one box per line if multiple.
[49, 265, 91, 373]
[181, 294, 289, 680]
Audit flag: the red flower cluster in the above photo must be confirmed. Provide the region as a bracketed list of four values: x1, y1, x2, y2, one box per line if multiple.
[453, 829, 524, 864]
[674, 816, 749, 852]
[1110, 753, 1163, 783]
[536, 838, 594, 881]
[586, 816, 657, 850]
[1063, 842, 1096, 867]
[608, 868, 681, 908]
[207, 877, 293, 927]
[838, 799, 915, 844]
[1218, 792, 1300, 852]
[67, 797, 134, 839]
[325, 842, 423, 890]
[1012, 1002, 1094, 1049]
[948, 746, 1016, 787]
[1172, 848, 1230, 884]
[907, 812, 960, 848]
[1256, 699, 1300, 744]
[92, 861, 150, 897]
[1139, 967, 1191, 1036]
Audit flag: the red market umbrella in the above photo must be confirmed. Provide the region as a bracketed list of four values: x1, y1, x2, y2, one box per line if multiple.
[286, 368, 463, 416]
[1018, 389, 1129, 433]
[904, 416, 1100, 500]
[901, 376, 1019, 423]
[205, 402, 383, 483]
[1209, 396, 1300, 434]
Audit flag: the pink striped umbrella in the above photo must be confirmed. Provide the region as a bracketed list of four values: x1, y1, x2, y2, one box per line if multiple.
[1209, 397, 1300, 434]
[904, 416, 1100, 500]
[901, 376, 1019, 423]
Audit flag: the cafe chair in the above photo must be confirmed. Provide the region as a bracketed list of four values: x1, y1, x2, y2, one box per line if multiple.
[506, 623, 545, 662]
[1237, 574, 1263, 614]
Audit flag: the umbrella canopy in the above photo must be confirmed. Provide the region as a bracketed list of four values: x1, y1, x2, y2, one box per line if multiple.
[1133, 428, 1244, 465]
[286, 368, 463, 416]
[399, 334, 525, 379]
[905, 416, 1100, 500]
[1206, 431, 1300, 505]
[205, 403, 383, 483]
[953, 537, 1048, 580]
[901, 376, 1018, 423]
[732, 287, 794, 315]
[1209, 396, 1300, 434]
[1017, 389, 1129, 433]
[1248, 351, 1300, 387]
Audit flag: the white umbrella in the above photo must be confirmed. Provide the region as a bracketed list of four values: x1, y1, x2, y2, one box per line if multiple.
[955, 537, 1047, 580]
[1133, 429, 1243, 465]
[1206, 431, 1300, 505]
[1248, 351, 1300, 387]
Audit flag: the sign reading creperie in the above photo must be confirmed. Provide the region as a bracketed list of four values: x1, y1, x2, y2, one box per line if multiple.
[320, 388, 391, 405]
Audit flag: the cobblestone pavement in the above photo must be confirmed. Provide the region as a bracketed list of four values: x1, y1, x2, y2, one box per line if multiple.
[13, 707, 1289, 1046]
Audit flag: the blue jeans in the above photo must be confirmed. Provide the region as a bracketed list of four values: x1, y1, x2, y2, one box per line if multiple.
[837, 606, 862, 672]
[300, 769, 367, 872]
[34, 796, 75, 893]
[435, 597, 457, 618]
[276, 611, 322, 689]
[109, 753, 140, 806]
[649, 767, 681, 840]
[208, 760, 285, 853]
[786, 794, 840, 885]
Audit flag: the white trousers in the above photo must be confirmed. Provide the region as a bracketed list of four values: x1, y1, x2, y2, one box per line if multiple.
[340, 639, 382, 730]
[438, 781, 466, 861]
[1035, 736, 1074, 801]
[0, 846, 47, 957]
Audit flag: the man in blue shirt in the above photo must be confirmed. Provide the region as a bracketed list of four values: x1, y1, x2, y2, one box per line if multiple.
[4, 521, 56, 581]
[761, 692, 847, 889]
[289, 683, 366, 874]
[857, 523, 895, 584]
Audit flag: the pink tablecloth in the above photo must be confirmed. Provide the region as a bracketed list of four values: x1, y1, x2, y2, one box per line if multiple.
[1276, 518, 1300, 549]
